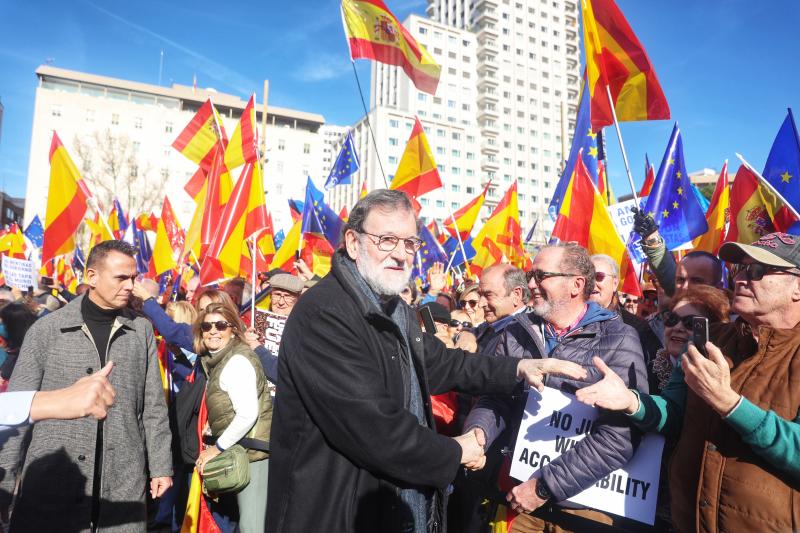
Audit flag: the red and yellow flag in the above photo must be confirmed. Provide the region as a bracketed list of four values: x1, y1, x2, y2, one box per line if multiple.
[150, 197, 185, 276]
[42, 133, 91, 263]
[271, 219, 302, 273]
[582, 0, 669, 131]
[359, 180, 368, 199]
[224, 94, 258, 170]
[200, 145, 235, 256]
[443, 182, 490, 241]
[390, 118, 442, 199]
[85, 213, 113, 254]
[0, 223, 27, 259]
[693, 162, 730, 254]
[640, 155, 655, 197]
[471, 182, 525, 276]
[200, 162, 268, 284]
[552, 153, 641, 296]
[724, 164, 796, 244]
[172, 99, 228, 170]
[341, 0, 441, 94]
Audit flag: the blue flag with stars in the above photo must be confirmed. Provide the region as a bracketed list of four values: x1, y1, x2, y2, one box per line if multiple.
[72, 246, 86, 274]
[442, 235, 475, 269]
[762, 109, 800, 214]
[548, 85, 599, 221]
[642, 124, 708, 249]
[24, 215, 44, 248]
[324, 130, 360, 190]
[412, 223, 449, 282]
[301, 177, 344, 248]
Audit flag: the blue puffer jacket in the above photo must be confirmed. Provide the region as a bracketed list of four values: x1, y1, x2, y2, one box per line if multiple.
[464, 302, 649, 503]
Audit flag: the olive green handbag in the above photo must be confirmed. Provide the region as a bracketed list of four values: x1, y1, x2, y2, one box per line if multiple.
[202, 444, 250, 495]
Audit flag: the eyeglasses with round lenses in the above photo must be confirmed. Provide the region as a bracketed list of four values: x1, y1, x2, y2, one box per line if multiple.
[359, 231, 423, 254]
[200, 321, 233, 333]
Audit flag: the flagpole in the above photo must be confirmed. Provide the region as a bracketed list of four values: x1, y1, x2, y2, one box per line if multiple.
[89, 197, 116, 239]
[251, 234, 257, 329]
[736, 153, 800, 220]
[442, 199, 473, 278]
[604, 86, 639, 204]
[350, 61, 389, 188]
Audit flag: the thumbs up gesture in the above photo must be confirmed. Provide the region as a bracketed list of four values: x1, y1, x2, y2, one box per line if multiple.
[575, 356, 639, 414]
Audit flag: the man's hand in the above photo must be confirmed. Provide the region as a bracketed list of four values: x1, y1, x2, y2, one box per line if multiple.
[517, 359, 587, 391]
[631, 207, 659, 241]
[29, 361, 116, 422]
[575, 356, 639, 414]
[682, 342, 741, 416]
[427, 262, 447, 296]
[245, 327, 262, 349]
[463, 428, 487, 470]
[507, 478, 547, 515]
[293, 258, 314, 281]
[150, 476, 173, 499]
[453, 428, 485, 465]
[454, 331, 478, 352]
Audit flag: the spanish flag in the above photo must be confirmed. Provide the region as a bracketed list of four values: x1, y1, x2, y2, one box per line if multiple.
[640, 154, 655, 197]
[224, 94, 258, 170]
[0, 223, 27, 259]
[443, 182, 490, 241]
[390, 118, 442, 199]
[150, 197, 185, 276]
[172, 99, 228, 170]
[471, 182, 525, 276]
[271, 219, 302, 273]
[200, 145, 235, 256]
[42, 133, 91, 264]
[341, 0, 441, 95]
[85, 213, 113, 254]
[360, 180, 368, 199]
[552, 152, 641, 296]
[725, 164, 787, 244]
[200, 162, 268, 285]
[582, 0, 669, 131]
[692, 161, 730, 254]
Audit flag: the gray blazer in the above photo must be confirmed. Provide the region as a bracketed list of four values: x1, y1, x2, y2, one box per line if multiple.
[0, 295, 172, 533]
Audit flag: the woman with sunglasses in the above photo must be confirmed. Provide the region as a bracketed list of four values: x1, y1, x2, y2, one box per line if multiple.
[193, 303, 272, 532]
[457, 281, 485, 326]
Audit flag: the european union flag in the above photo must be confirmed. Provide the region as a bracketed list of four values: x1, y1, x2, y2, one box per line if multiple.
[762, 109, 800, 214]
[642, 124, 708, 249]
[274, 229, 286, 251]
[442, 235, 475, 269]
[301, 177, 344, 248]
[72, 246, 86, 273]
[24, 215, 44, 248]
[548, 85, 600, 221]
[130, 221, 153, 274]
[324, 130, 360, 190]
[412, 223, 449, 282]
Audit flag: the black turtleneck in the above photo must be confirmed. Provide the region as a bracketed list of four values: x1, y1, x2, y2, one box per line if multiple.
[81, 294, 120, 365]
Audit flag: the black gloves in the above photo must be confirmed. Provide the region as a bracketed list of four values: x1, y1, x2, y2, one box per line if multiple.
[631, 207, 659, 239]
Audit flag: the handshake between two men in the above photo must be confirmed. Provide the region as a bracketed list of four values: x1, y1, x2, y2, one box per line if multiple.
[452, 357, 587, 468]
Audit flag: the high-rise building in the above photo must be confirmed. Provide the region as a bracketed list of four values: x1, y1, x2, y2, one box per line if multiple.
[25, 66, 336, 232]
[329, 1, 581, 243]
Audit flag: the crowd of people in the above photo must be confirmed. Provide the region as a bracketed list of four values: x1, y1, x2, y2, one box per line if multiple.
[0, 189, 799, 533]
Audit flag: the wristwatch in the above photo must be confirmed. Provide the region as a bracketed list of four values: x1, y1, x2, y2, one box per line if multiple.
[535, 479, 552, 501]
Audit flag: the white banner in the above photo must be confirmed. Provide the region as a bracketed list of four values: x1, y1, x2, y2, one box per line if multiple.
[608, 198, 647, 265]
[1, 255, 36, 290]
[510, 387, 665, 525]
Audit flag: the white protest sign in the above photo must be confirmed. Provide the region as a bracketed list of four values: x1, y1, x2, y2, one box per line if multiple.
[510, 387, 664, 525]
[608, 197, 647, 265]
[1, 255, 36, 290]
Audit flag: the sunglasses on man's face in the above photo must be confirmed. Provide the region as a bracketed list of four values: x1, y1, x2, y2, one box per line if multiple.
[200, 321, 233, 333]
[732, 262, 800, 282]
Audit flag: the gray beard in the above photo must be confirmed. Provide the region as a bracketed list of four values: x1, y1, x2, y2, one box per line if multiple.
[356, 243, 412, 297]
[531, 295, 567, 321]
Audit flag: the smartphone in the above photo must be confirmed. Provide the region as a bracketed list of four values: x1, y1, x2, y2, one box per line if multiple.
[40, 276, 55, 287]
[419, 306, 437, 334]
[692, 317, 709, 357]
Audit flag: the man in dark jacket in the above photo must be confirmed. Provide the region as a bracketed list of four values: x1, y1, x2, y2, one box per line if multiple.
[266, 190, 586, 533]
[464, 243, 649, 532]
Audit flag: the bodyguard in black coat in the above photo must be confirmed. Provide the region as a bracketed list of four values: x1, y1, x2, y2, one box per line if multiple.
[267, 191, 585, 533]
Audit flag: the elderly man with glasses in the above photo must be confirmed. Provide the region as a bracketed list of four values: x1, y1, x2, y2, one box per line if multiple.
[577, 232, 800, 532]
[461, 243, 648, 532]
[267, 190, 586, 533]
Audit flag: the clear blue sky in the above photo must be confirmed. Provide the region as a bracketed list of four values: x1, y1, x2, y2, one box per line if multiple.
[1, 0, 799, 201]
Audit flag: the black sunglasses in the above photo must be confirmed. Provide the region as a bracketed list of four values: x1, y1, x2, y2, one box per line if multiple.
[663, 312, 703, 329]
[732, 263, 800, 281]
[200, 321, 233, 332]
[449, 319, 472, 328]
[529, 269, 580, 284]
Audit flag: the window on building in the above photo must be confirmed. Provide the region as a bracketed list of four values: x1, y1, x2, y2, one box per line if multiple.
[466, 152, 475, 160]
[436, 200, 445, 208]
[466, 169, 474, 177]
[277, 161, 284, 172]
[451, 184, 461, 192]
[278, 139, 286, 150]
[389, 137, 399, 146]
[111, 113, 119, 125]
[436, 146, 445, 155]
[418, 93, 427, 102]
[421, 198, 430, 206]
[452, 149, 461, 157]
[437, 129, 445, 137]
[303, 143, 311, 154]
[389, 119, 399, 128]
[452, 167, 460, 175]
[134, 117, 143, 129]
[165, 121, 173, 133]
[132, 141, 140, 152]
[452, 132, 461, 140]
[85, 109, 94, 122]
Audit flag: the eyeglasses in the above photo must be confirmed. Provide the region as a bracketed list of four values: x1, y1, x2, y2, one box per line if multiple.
[529, 269, 580, 284]
[624, 298, 640, 305]
[663, 312, 703, 329]
[449, 319, 472, 328]
[731, 262, 800, 282]
[595, 272, 614, 283]
[358, 231, 423, 254]
[271, 291, 298, 303]
[460, 298, 479, 308]
[200, 321, 233, 333]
